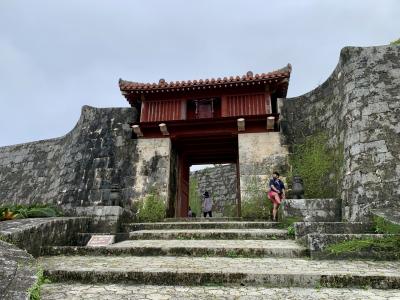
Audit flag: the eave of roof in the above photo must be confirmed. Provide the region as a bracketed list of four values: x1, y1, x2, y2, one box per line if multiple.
[119, 64, 291, 94]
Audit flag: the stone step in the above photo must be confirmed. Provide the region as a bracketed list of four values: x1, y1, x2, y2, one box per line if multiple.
[164, 217, 243, 222]
[39, 256, 400, 289]
[123, 221, 281, 231]
[41, 283, 400, 300]
[42, 239, 307, 258]
[305, 233, 400, 260]
[128, 228, 290, 240]
[294, 222, 374, 239]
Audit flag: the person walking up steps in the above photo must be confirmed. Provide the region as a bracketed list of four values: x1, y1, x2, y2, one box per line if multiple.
[202, 191, 213, 218]
[268, 171, 286, 221]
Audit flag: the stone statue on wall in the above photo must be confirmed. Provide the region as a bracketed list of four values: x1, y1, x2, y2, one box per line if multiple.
[291, 176, 304, 199]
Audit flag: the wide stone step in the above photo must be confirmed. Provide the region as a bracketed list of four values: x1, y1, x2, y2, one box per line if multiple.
[124, 221, 281, 231]
[294, 222, 374, 239]
[164, 217, 243, 222]
[42, 240, 306, 258]
[39, 256, 400, 289]
[128, 229, 290, 240]
[41, 283, 400, 300]
[305, 233, 400, 260]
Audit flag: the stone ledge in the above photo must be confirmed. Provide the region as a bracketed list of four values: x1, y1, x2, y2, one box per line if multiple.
[305, 233, 400, 260]
[42, 240, 307, 258]
[283, 199, 341, 222]
[0, 217, 91, 257]
[371, 208, 400, 226]
[0, 240, 37, 300]
[294, 222, 374, 239]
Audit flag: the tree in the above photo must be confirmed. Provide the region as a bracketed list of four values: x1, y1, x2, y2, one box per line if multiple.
[390, 38, 400, 45]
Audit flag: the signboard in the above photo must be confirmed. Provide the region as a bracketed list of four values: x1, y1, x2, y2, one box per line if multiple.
[86, 235, 115, 247]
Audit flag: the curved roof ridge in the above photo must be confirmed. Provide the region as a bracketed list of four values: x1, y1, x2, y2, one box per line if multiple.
[119, 64, 291, 92]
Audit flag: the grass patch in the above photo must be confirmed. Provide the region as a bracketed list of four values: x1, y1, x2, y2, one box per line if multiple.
[226, 249, 238, 258]
[374, 216, 400, 234]
[28, 268, 51, 300]
[277, 216, 301, 237]
[325, 236, 400, 258]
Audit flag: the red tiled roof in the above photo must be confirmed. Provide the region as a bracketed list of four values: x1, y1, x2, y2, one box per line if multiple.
[119, 64, 291, 94]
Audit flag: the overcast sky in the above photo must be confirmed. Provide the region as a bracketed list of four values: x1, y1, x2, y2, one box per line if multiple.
[0, 0, 399, 148]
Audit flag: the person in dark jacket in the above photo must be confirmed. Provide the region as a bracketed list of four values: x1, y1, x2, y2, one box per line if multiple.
[267, 171, 286, 221]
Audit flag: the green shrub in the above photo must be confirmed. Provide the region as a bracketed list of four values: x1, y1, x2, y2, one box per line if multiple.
[137, 192, 166, 222]
[241, 196, 273, 220]
[188, 178, 202, 217]
[390, 38, 400, 45]
[288, 133, 343, 198]
[241, 175, 273, 220]
[1, 204, 61, 221]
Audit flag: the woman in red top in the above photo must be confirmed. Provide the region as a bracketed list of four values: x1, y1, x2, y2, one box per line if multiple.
[268, 172, 286, 221]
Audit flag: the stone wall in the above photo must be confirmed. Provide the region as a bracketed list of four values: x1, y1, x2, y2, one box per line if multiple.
[191, 164, 237, 215]
[0, 217, 91, 257]
[0, 106, 144, 210]
[0, 240, 37, 299]
[133, 138, 171, 205]
[281, 45, 400, 221]
[238, 132, 289, 203]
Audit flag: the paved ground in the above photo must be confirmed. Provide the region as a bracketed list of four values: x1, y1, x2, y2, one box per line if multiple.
[41, 283, 400, 300]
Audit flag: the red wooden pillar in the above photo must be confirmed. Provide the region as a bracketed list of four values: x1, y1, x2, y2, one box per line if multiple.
[177, 152, 190, 217]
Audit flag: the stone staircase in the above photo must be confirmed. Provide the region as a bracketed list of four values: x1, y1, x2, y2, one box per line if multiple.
[39, 218, 400, 299]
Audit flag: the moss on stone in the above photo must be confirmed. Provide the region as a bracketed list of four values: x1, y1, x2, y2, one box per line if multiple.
[28, 268, 51, 300]
[325, 236, 400, 259]
[374, 216, 400, 234]
[288, 133, 344, 198]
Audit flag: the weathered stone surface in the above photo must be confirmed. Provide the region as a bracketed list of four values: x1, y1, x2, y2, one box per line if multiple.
[0, 240, 37, 300]
[0, 106, 140, 210]
[238, 132, 289, 204]
[371, 208, 400, 226]
[294, 222, 374, 239]
[41, 283, 400, 300]
[133, 138, 171, 204]
[128, 228, 289, 240]
[72, 205, 133, 232]
[124, 221, 280, 231]
[38, 255, 400, 288]
[0, 217, 90, 257]
[305, 233, 400, 260]
[283, 199, 342, 222]
[191, 164, 237, 216]
[282, 45, 400, 221]
[42, 239, 307, 258]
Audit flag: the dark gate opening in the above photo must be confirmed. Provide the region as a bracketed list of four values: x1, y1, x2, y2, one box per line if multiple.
[171, 134, 240, 218]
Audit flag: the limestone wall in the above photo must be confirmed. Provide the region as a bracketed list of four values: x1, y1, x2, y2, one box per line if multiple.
[191, 164, 237, 215]
[281, 45, 400, 221]
[238, 132, 289, 203]
[0, 106, 143, 210]
[133, 138, 171, 204]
